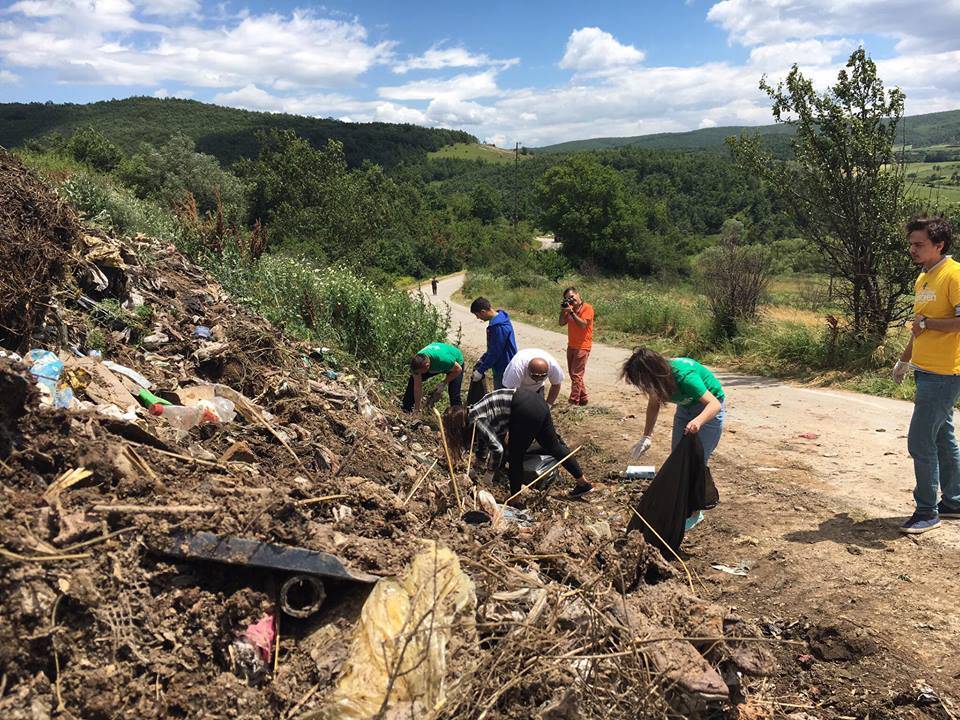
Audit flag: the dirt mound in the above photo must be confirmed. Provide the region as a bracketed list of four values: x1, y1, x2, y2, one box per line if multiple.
[0, 159, 783, 719]
[0, 152, 80, 352]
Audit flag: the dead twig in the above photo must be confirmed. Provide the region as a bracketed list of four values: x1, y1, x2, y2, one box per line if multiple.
[0, 548, 91, 563]
[91, 503, 218, 514]
[295, 494, 349, 507]
[60, 526, 136, 553]
[245, 400, 306, 472]
[433, 407, 462, 512]
[51, 594, 65, 713]
[284, 682, 320, 719]
[402, 459, 438, 506]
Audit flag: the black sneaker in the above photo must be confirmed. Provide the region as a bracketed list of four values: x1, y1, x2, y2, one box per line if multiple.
[937, 501, 960, 519]
[568, 482, 593, 499]
[900, 514, 942, 534]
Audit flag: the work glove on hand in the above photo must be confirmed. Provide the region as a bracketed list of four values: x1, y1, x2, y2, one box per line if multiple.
[892, 360, 910, 385]
[472, 370, 483, 382]
[630, 436, 652, 459]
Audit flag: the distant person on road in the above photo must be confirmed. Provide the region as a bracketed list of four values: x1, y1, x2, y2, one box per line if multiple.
[502, 347, 564, 406]
[470, 297, 518, 389]
[621, 347, 725, 530]
[431, 277, 438, 295]
[892, 216, 960, 535]
[559, 287, 594, 405]
[442, 388, 592, 503]
[403, 341, 464, 413]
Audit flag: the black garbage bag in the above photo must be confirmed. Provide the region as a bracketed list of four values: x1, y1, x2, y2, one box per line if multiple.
[626, 433, 719, 556]
[466, 375, 489, 405]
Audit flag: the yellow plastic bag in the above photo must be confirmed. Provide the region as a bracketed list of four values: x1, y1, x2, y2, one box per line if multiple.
[321, 541, 477, 719]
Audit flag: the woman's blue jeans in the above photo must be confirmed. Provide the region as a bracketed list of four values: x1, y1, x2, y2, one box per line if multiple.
[672, 400, 725, 463]
[908, 370, 960, 515]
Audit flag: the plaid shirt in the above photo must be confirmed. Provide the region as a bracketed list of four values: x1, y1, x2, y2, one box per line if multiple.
[468, 388, 514, 467]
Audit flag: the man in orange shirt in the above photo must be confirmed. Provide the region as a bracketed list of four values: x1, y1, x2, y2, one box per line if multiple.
[559, 287, 595, 405]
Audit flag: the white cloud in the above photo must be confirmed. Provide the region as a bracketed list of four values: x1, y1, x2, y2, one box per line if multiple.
[393, 43, 517, 74]
[213, 83, 282, 111]
[425, 97, 496, 125]
[373, 102, 427, 124]
[379, 71, 500, 101]
[706, 0, 960, 52]
[0, 7, 393, 88]
[747, 38, 857, 71]
[137, 0, 199, 16]
[0, 69, 18, 83]
[699, 117, 717, 128]
[559, 27, 644, 73]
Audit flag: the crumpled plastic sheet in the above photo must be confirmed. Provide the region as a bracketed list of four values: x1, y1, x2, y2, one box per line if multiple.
[321, 541, 477, 719]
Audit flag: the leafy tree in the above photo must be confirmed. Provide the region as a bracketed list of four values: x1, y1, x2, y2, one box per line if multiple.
[536, 154, 629, 263]
[730, 48, 913, 342]
[118, 134, 247, 219]
[469, 183, 501, 223]
[66, 126, 123, 171]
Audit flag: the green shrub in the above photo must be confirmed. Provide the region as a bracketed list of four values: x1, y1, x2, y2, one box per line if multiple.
[59, 170, 182, 241]
[212, 248, 451, 390]
[117, 134, 247, 220]
[66, 126, 124, 172]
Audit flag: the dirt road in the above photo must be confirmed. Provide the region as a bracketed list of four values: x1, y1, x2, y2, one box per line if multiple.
[420, 273, 960, 705]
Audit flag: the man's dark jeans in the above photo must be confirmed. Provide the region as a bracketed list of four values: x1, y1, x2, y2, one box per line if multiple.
[402, 371, 463, 412]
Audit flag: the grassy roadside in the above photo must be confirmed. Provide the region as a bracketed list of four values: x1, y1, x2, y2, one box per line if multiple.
[459, 271, 917, 402]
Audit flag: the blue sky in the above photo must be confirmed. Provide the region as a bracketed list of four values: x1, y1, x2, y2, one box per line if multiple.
[1, 0, 958, 146]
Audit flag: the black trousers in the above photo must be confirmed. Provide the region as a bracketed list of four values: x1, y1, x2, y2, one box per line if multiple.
[401, 371, 463, 412]
[508, 390, 583, 493]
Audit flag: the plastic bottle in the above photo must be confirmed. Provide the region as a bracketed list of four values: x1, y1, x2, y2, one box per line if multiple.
[149, 397, 236, 430]
[150, 404, 204, 431]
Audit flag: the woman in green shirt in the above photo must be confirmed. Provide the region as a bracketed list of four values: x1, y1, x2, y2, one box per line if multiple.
[621, 347, 725, 462]
[621, 348, 725, 530]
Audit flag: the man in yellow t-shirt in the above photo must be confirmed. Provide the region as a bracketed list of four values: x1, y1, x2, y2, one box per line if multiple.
[892, 216, 960, 534]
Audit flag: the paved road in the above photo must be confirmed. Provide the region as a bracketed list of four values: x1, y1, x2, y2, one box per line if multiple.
[418, 274, 960, 542]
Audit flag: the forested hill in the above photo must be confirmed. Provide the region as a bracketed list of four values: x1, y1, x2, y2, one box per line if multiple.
[535, 108, 960, 155]
[0, 97, 476, 168]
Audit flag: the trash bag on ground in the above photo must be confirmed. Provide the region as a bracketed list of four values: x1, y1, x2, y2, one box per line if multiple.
[320, 541, 477, 719]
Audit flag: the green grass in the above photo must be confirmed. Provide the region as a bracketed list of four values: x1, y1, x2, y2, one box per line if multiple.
[428, 142, 528, 164]
[908, 183, 960, 204]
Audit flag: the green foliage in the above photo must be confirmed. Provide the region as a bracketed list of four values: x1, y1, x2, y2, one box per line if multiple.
[470, 183, 502, 223]
[117, 134, 247, 219]
[59, 169, 182, 241]
[66, 126, 124, 171]
[212, 248, 451, 390]
[730, 49, 915, 343]
[535, 154, 687, 275]
[0, 97, 474, 168]
[238, 130, 443, 277]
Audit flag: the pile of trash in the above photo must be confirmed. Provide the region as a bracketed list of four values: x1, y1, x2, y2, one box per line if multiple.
[0, 151, 777, 719]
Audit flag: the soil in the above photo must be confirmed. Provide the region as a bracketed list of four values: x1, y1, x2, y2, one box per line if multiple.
[428, 273, 960, 719]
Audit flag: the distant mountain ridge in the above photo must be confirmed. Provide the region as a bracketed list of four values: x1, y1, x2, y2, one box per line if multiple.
[534, 108, 960, 154]
[0, 96, 476, 168]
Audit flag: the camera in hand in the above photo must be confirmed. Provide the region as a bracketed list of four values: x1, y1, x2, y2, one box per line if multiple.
[561, 298, 571, 309]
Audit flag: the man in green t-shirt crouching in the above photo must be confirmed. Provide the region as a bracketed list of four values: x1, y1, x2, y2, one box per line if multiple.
[403, 341, 465, 413]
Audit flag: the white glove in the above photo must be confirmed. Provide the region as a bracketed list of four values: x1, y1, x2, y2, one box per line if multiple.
[630, 436, 652, 459]
[892, 360, 910, 385]
[472, 370, 483, 382]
